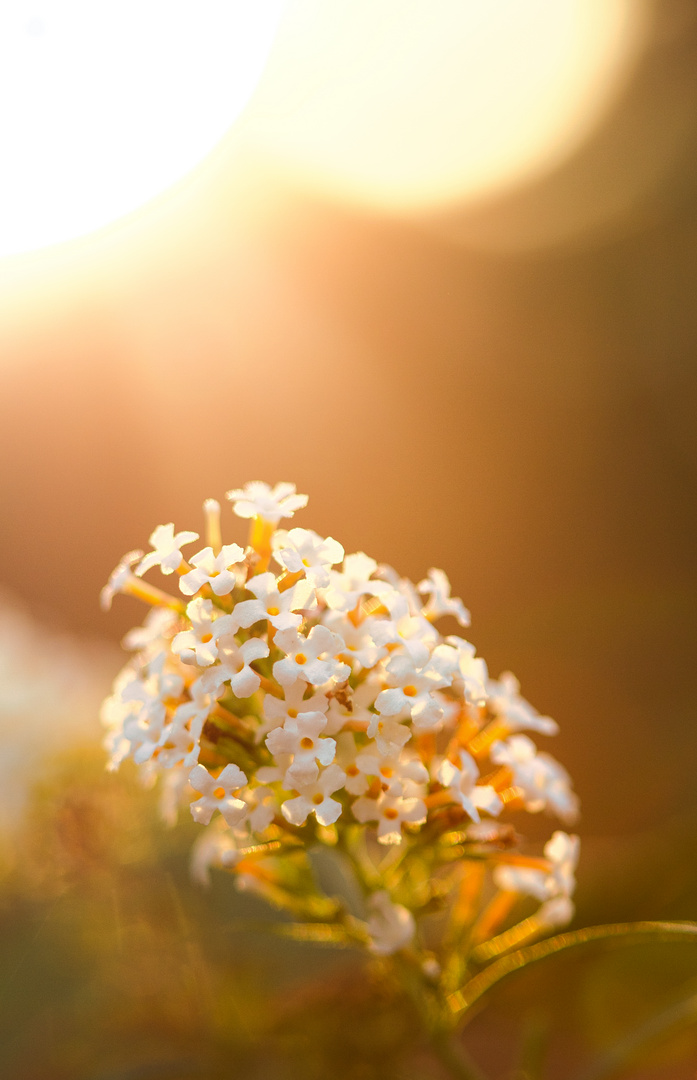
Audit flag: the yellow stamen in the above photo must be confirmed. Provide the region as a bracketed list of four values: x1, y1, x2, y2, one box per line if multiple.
[213, 786, 226, 799]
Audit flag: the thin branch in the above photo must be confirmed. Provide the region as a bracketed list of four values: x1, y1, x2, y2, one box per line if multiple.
[448, 921, 697, 1025]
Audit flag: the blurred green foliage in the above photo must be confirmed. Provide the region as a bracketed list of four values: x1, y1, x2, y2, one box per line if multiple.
[1, 748, 697, 1079]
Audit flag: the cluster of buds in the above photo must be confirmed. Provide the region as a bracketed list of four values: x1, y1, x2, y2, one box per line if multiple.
[101, 482, 579, 975]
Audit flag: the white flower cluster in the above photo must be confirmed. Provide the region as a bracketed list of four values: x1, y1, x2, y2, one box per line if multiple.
[101, 482, 579, 955]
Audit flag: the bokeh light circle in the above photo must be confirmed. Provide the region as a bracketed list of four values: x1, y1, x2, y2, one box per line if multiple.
[243, 0, 647, 212]
[0, 0, 286, 257]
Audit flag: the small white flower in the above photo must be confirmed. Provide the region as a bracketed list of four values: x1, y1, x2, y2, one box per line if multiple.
[487, 672, 558, 735]
[122, 607, 177, 651]
[242, 785, 277, 834]
[100, 550, 144, 610]
[375, 654, 449, 730]
[334, 732, 369, 795]
[322, 552, 392, 613]
[136, 524, 199, 577]
[232, 572, 314, 632]
[417, 568, 470, 627]
[544, 830, 580, 897]
[352, 790, 427, 845]
[266, 711, 337, 787]
[366, 892, 415, 955]
[437, 751, 502, 822]
[179, 543, 246, 596]
[189, 763, 248, 827]
[190, 818, 243, 886]
[201, 635, 270, 700]
[257, 679, 328, 742]
[370, 601, 437, 667]
[153, 698, 209, 769]
[355, 743, 429, 797]
[493, 831, 579, 901]
[273, 527, 344, 588]
[226, 481, 308, 524]
[366, 713, 412, 755]
[537, 895, 575, 929]
[122, 665, 184, 725]
[444, 637, 489, 705]
[491, 735, 578, 821]
[281, 763, 347, 827]
[273, 626, 350, 688]
[159, 764, 191, 827]
[171, 598, 223, 667]
[324, 611, 387, 671]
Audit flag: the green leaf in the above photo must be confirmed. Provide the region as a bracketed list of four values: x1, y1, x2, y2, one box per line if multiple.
[448, 921, 697, 1023]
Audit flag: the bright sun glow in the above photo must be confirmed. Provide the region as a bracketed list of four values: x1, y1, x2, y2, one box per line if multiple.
[243, 0, 645, 212]
[0, 1, 285, 257]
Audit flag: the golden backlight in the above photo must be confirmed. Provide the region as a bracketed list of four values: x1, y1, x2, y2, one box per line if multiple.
[0, 0, 285, 257]
[242, 0, 647, 211]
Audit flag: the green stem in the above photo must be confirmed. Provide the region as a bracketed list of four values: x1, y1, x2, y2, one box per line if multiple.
[394, 954, 491, 1080]
[449, 921, 697, 1026]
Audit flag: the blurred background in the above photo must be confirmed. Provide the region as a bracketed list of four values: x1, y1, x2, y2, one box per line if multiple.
[1, 1, 697, 1076]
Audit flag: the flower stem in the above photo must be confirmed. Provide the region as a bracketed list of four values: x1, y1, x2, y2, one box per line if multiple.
[428, 1029, 489, 1080]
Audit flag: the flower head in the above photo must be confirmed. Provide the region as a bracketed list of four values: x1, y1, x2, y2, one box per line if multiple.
[102, 482, 580, 977]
